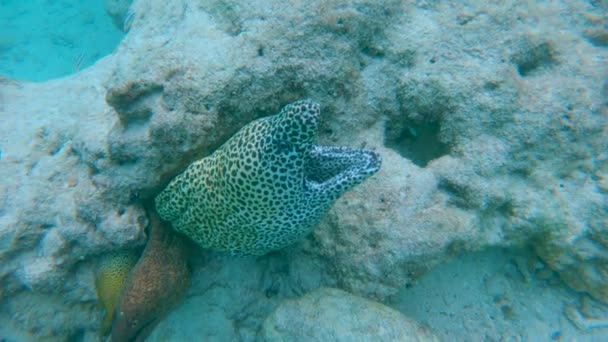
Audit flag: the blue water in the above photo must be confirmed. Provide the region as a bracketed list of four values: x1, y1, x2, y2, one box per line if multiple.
[0, 0, 124, 81]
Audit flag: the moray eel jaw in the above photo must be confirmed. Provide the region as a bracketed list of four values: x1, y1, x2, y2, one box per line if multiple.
[304, 144, 382, 203]
[155, 100, 382, 256]
[111, 309, 160, 342]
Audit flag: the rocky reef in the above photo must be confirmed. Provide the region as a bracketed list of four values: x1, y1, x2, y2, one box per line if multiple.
[260, 287, 439, 341]
[0, 0, 606, 340]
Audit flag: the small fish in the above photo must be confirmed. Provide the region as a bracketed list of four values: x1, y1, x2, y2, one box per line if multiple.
[123, 10, 136, 32]
[74, 52, 85, 72]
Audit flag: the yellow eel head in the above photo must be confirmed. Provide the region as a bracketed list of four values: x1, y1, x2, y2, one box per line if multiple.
[94, 250, 140, 337]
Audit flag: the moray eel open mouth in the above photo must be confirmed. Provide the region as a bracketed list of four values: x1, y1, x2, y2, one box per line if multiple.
[304, 145, 381, 196]
[155, 100, 382, 256]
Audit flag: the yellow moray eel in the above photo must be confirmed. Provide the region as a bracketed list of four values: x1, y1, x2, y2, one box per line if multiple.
[95, 250, 139, 337]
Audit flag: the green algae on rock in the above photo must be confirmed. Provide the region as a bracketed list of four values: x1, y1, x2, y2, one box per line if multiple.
[155, 100, 382, 256]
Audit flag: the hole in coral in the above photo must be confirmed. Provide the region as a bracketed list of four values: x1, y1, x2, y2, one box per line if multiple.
[361, 45, 385, 58]
[385, 121, 450, 167]
[511, 41, 556, 77]
[67, 328, 86, 342]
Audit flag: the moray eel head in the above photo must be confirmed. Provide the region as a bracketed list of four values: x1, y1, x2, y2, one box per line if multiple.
[94, 250, 139, 337]
[112, 307, 161, 342]
[155, 99, 382, 256]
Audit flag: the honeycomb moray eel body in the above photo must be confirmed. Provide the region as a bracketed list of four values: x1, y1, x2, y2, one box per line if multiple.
[155, 99, 382, 256]
[110, 206, 192, 342]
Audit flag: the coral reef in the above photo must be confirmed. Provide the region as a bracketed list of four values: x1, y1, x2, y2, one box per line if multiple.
[0, 0, 606, 339]
[110, 206, 191, 342]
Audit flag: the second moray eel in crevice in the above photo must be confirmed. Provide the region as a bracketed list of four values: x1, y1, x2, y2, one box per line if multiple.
[102, 100, 382, 341]
[109, 202, 193, 342]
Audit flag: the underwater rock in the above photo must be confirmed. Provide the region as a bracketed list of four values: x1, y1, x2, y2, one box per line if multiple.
[155, 100, 381, 256]
[260, 287, 439, 341]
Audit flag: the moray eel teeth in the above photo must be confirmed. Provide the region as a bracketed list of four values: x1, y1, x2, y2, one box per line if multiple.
[155, 99, 382, 256]
[110, 204, 191, 342]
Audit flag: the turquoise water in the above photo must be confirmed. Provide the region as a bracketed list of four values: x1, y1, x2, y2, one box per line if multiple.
[0, 0, 124, 81]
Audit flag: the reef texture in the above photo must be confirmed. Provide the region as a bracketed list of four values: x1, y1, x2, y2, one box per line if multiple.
[260, 287, 439, 341]
[0, 0, 606, 340]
